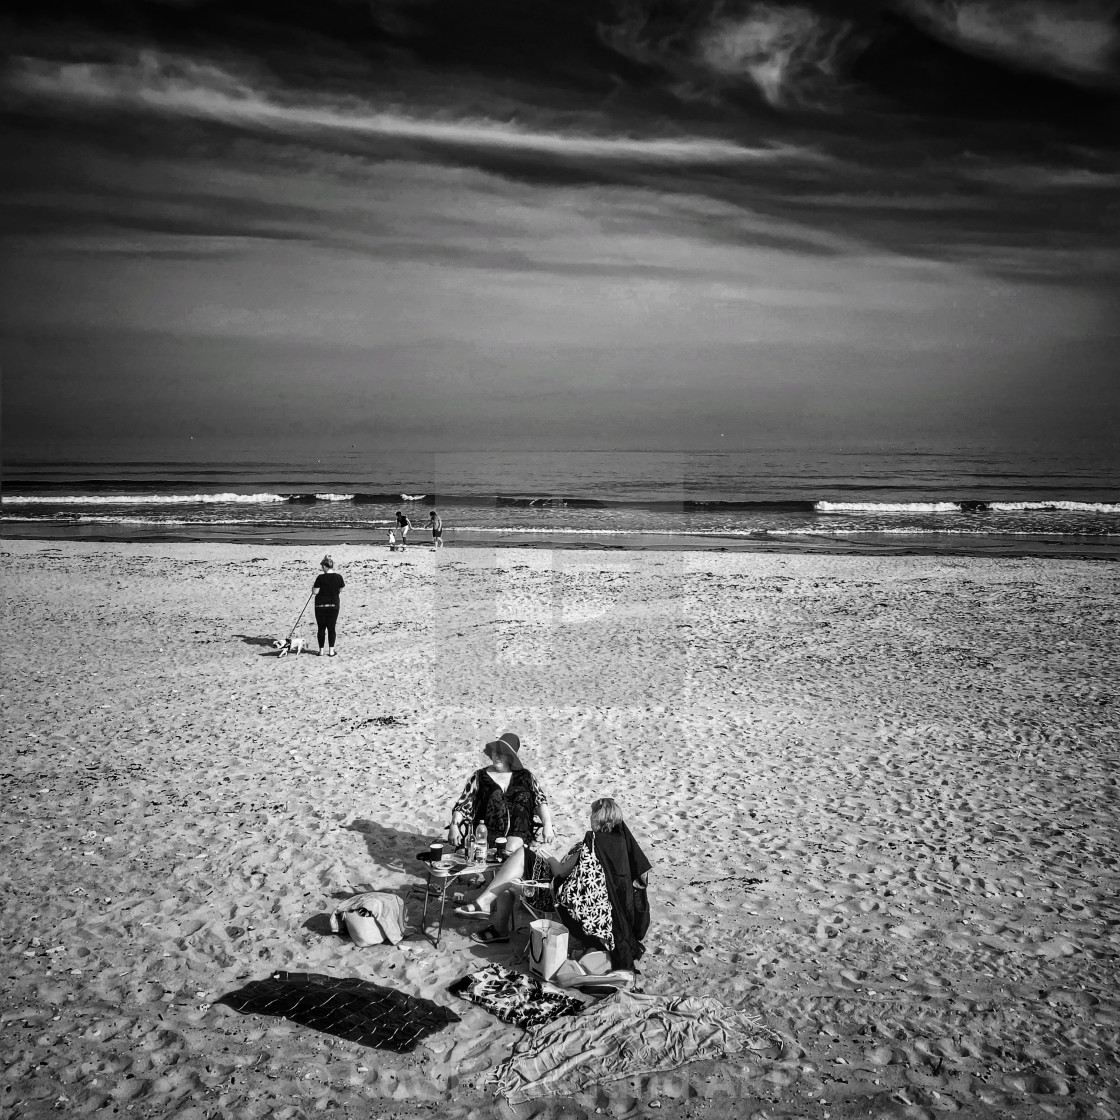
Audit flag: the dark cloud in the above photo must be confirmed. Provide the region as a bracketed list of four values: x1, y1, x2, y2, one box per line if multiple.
[1, 0, 1117, 456]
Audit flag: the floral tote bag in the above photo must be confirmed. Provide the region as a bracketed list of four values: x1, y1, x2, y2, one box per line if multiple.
[556, 834, 614, 949]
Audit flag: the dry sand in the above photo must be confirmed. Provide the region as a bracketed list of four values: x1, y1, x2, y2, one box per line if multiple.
[2, 539, 1118, 1120]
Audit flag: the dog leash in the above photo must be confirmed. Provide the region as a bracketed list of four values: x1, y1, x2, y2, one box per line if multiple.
[286, 589, 315, 643]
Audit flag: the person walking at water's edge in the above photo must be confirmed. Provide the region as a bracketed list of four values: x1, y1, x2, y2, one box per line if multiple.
[395, 510, 412, 545]
[429, 509, 444, 550]
[313, 555, 344, 657]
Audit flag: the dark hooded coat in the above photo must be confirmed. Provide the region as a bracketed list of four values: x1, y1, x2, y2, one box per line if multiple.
[577, 822, 652, 970]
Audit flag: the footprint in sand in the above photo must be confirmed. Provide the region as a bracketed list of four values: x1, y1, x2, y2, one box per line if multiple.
[1002, 1072, 1072, 1096]
[864, 1044, 905, 1066]
[814, 913, 848, 942]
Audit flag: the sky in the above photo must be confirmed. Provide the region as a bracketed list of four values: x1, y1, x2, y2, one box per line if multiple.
[1, 0, 1118, 460]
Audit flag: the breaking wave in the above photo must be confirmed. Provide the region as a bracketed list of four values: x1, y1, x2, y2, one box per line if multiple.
[767, 526, 1120, 537]
[8, 493, 1117, 514]
[1, 492, 290, 506]
[818, 499, 1120, 513]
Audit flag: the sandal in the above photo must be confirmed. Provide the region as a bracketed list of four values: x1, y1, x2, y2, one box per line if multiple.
[470, 926, 510, 945]
[453, 901, 491, 919]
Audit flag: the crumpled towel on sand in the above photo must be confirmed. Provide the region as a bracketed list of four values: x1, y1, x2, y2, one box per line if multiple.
[491, 988, 778, 1103]
[217, 971, 459, 1052]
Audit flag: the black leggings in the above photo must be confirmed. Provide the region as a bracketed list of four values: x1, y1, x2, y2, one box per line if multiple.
[314, 604, 339, 649]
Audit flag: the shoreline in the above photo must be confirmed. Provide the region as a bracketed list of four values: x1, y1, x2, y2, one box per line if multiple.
[4, 523, 1119, 560]
[3, 540, 1118, 1120]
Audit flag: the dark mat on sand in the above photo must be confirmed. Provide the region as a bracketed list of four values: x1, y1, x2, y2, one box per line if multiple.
[217, 971, 460, 1052]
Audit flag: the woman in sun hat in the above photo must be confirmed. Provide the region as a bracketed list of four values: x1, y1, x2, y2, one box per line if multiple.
[447, 732, 555, 856]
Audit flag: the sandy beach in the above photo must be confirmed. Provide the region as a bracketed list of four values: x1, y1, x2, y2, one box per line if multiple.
[2, 539, 1118, 1120]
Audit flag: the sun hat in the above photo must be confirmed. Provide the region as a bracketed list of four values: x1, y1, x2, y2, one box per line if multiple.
[483, 731, 522, 767]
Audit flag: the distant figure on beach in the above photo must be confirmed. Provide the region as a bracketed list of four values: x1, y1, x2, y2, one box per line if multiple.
[395, 510, 412, 544]
[312, 555, 344, 657]
[448, 732, 555, 856]
[456, 796, 651, 969]
[429, 509, 443, 549]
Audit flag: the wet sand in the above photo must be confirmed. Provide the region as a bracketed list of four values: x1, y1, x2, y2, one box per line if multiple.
[2, 540, 1118, 1120]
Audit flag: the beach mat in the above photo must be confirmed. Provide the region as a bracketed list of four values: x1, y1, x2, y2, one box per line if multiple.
[217, 971, 460, 1052]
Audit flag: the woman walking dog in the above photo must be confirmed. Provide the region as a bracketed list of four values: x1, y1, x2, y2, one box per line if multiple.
[313, 555, 345, 657]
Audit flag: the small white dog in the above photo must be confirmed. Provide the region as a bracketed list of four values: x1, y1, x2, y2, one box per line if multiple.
[273, 637, 306, 657]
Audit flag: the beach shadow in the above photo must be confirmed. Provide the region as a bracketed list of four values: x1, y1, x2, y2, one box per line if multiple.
[236, 634, 312, 657]
[302, 912, 338, 938]
[236, 635, 287, 655]
[459, 939, 524, 969]
[306, 823, 443, 944]
[236, 634, 277, 647]
[346, 819, 440, 876]
[216, 972, 459, 1051]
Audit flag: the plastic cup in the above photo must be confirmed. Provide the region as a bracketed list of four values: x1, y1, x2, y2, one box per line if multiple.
[429, 842, 444, 864]
[494, 837, 507, 861]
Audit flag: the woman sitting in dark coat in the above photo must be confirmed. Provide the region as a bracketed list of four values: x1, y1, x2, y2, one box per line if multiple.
[557, 797, 651, 970]
[456, 796, 651, 971]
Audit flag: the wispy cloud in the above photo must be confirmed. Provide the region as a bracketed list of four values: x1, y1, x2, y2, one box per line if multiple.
[964, 163, 1120, 190]
[6, 51, 824, 167]
[898, 0, 1120, 86]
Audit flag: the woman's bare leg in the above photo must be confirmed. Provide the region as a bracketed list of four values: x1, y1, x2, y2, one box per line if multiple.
[470, 847, 527, 910]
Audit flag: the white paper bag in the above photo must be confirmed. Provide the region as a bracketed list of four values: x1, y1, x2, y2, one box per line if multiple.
[528, 918, 569, 981]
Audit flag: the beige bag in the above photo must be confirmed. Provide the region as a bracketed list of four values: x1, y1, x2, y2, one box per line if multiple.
[329, 892, 407, 947]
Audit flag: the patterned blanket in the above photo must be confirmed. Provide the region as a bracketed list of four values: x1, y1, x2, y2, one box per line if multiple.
[449, 964, 585, 1029]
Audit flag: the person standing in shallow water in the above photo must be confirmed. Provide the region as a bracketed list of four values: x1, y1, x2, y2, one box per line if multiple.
[313, 555, 344, 657]
[429, 509, 443, 549]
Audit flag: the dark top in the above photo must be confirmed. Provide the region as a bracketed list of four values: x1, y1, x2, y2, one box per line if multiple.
[313, 571, 345, 607]
[450, 767, 550, 849]
[396, 513, 411, 528]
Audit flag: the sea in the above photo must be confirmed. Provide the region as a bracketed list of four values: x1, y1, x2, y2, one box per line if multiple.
[4, 447, 1118, 558]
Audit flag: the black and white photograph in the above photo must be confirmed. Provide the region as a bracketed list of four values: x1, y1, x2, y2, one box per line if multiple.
[2, 1, 1118, 1117]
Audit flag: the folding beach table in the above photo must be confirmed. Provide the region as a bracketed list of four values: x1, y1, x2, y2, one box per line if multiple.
[416, 856, 492, 948]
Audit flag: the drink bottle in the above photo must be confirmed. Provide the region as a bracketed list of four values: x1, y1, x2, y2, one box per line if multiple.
[472, 822, 488, 864]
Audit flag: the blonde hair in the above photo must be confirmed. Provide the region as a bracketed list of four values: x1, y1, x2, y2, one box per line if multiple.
[590, 797, 623, 832]
[321, 555, 334, 569]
